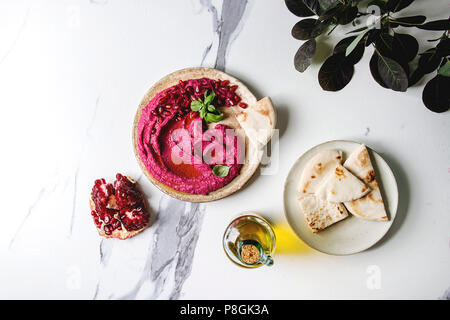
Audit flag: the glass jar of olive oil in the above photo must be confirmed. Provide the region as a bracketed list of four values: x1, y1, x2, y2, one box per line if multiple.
[222, 213, 276, 268]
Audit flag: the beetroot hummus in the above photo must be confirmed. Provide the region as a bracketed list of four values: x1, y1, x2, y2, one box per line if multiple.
[137, 78, 244, 195]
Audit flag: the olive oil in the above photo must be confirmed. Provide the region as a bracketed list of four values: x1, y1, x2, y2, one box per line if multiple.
[223, 214, 276, 268]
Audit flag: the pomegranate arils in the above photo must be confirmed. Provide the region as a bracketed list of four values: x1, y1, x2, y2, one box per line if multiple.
[90, 174, 150, 240]
[239, 102, 248, 108]
[150, 78, 243, 127]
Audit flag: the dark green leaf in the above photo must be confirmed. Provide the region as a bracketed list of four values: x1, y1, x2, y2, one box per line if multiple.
[294, 39, 317, 72]
[389, 15, 426, 27]
[285, 0, 315, 17]
[292, 18, 328, 40]
[436, 39, 450, 57]
[375, 32, 417, 65]
[302, 0, 322, 15]
[334, 36, 365, 65]
[318, 0, 340, 12]
[438, 61, 450, 77]
[377, 54, 408, 92]
[386, 0, 415, 12]
[318, 53, 355, 91]
[317, 3, 344, 22]
[337, 6, 358, 25]
[393, 33, 418, 62]
[370, 53, 389, 88]
[408, 68, 425, 87]
[212, 165, 231, 177]
[416, 19, 450, 31]
[365, 29, 381, 47]
[190, 100, 203, 112]
[375, 33, 395, 56]
[418, 49, 443, 74]
[422, 75, 450, 113]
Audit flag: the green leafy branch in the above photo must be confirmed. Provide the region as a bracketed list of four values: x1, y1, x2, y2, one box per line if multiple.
[286, 0, 450, 113]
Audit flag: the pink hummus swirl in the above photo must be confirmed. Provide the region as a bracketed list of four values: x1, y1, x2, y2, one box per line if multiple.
[137, 78, 244, 195]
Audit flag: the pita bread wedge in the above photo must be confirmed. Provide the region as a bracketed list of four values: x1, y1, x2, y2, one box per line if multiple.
[298, 149, 343, 193]
[343, 144, 388, 221]
[236, 97, 276, 150]
[315, 164, 370, 203]
[298, 194, 348, 233]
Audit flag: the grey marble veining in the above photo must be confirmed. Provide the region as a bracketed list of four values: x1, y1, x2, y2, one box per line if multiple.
[69, 96, 101, 236]
[93, 196, 205, 300]
[8, 187, 46, 248]
[0, 2, 30, 68]
[149, 197, 204, 300]
[214, 0, 249, 70]
[441, 286, 450, 300]
[200, 0, 251, 71]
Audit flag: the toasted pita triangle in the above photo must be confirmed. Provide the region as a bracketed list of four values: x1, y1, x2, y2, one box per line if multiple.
[298, 149, 343, 193]
[343, 144, 388, 221]
[236, 97, 276, 150]
[298, 194, 348, 233]
[315, 164, 370, 203]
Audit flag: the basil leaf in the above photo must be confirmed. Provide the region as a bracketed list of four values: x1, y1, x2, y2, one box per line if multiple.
[199, 106, 207, 118]
[205, 111, 224, 123]
[207, 104, 217, 112]
[204, 90, 215, 105]
[212, 165, 231, 177]
[190, 100, 203, 111]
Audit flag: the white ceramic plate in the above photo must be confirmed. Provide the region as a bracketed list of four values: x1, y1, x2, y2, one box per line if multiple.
[283, 140, 398, 255]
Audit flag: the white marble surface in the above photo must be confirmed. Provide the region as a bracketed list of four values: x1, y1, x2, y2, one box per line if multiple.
[0, 0, 449, 299]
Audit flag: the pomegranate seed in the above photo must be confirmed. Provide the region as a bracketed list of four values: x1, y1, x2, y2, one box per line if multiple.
[239, 102, 248, 108]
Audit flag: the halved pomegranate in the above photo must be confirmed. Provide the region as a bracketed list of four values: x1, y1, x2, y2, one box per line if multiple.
[89, 174, 150, 239]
